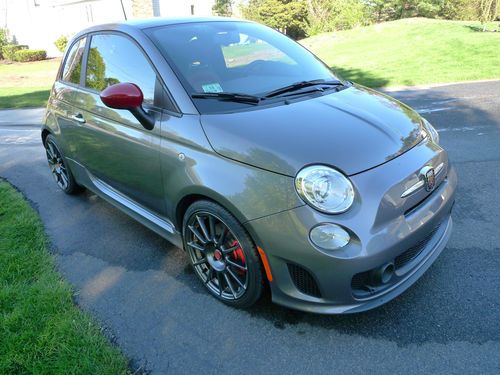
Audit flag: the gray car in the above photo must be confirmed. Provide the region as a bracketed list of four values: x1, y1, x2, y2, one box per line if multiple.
[42, 17, 456, 313]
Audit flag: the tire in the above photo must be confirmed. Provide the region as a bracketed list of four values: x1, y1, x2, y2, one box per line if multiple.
[182, 200, 264, 308]
[44, 134, 83, 195]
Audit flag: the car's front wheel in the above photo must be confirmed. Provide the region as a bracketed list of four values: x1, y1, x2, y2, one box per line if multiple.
[183, 200, 264, 308]
[44, 134, 83, 194]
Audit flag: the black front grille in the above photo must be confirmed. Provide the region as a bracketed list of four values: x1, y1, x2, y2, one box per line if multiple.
[351, 271, 370, 291]
[395, 224, 440, 269]
[287, 263, 322, 298]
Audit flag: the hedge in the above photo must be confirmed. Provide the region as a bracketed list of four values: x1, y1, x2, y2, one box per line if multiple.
[13, 49, 47, 62]
[2, 44, 28, 60]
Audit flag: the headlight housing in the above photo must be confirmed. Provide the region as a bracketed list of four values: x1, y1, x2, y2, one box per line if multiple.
[310, 223, 350, 249]
[422, 117, 439, 144]
[295, 165, 354, 214]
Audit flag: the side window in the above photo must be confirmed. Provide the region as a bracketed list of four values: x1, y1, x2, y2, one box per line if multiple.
[61, 37, 86, 84]
[85, 34, 156, 104]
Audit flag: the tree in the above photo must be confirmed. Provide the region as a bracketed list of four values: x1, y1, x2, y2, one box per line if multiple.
[85, 48, 106, 91]
[365, 0, 441, 22]
[307, 0, 368, 34]
[212, 0, 234, 16]
[478, 0, 499, 30]
[367, 0, 396, 22]
[363, 0, 496, 22]
[0, 28, 9, 59]
[240, 0, 309, 39]
[437, 0, 477, 20]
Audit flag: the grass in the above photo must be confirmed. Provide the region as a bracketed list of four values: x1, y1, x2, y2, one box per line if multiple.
[0, 87, 51, 109]
[0, 181, 129, 374]
[301, 18, 500, 87]
[0, 58, 59, 109]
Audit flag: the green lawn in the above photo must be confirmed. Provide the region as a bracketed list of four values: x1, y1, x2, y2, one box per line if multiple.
[0, 87, 51, 109]
[0, 59, 59, 109]
[0, 181, 128, 374]
[301, 18, 500, 87]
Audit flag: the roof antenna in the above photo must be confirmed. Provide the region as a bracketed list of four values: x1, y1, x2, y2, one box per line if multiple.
[119, 0, 127, 20]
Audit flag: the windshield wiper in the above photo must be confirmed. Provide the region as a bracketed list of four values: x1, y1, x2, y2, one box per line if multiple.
[191, 92, 262, 104]
[264, 79, 345, 98]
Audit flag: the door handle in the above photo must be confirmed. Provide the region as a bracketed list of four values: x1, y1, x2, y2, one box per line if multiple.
[71, 113, 85, 124]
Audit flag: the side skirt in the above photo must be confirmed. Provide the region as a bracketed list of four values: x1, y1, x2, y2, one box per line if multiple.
[67, 158, 183, 248]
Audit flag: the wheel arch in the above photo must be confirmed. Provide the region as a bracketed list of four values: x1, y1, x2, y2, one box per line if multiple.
[174, 188, 248, 232]
[41, 128, 52, 144]
[41, 110, 61, 143]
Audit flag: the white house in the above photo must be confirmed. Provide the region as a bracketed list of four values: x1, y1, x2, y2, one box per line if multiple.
[0, 0, 219, 56]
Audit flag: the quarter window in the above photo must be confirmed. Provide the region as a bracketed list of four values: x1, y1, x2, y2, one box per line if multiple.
[61, 37, 86, 85]
[85, 34, 156, 104]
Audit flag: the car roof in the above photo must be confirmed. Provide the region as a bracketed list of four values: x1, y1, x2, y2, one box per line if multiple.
[76, 16, 248, 36]
[126, 16, 242, 29]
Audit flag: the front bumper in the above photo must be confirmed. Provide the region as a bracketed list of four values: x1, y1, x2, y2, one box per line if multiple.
[244, 140, 457, 314]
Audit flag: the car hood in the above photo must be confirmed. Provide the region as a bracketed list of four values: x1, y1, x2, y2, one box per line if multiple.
[200, 85, 424, 177]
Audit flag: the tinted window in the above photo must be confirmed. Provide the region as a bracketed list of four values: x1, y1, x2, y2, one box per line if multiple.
[85, 34, 156, 104]
[61, 37, 86, 84]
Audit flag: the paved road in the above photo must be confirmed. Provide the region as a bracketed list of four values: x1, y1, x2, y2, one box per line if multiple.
[1, 81, 499, 374]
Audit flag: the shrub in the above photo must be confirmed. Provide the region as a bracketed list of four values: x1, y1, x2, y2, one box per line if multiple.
[0, 28, 8, 59]
[13, 49, 47, 62]
[2, 44, 28, 60]
[54, 35, 68, 53]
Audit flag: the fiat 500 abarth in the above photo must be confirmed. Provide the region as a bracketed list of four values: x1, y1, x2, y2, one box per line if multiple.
[42, 17, 456, 313]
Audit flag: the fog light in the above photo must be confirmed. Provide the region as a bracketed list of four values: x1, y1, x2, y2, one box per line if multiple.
[310, 224, 350, 250]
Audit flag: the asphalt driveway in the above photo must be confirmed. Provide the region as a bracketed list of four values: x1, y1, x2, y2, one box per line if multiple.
[1, 80, 499, 374]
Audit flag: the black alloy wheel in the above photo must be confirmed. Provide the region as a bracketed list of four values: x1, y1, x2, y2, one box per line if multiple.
[183, 200, 264, 307]
[44, 134, 82, 194]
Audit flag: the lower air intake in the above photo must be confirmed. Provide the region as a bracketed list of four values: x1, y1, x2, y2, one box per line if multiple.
[287, 263, 322, 298]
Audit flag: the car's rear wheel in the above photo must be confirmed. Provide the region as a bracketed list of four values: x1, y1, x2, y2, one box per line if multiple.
[183, 200, 264, 308]
[44, 134, 83, 194]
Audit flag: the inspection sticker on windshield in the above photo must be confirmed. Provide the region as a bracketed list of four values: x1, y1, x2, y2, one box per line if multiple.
[202, 83, 223, 93]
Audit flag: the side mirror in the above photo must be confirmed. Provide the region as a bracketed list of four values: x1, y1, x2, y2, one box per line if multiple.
[100, 83, 155, 130]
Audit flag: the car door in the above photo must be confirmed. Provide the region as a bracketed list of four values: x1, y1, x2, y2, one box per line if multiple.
[51, 36, 88, 159]
[72, 32, 166, 215]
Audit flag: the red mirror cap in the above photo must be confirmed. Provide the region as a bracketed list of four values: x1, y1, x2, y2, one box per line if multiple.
[100, 82, 144, 109]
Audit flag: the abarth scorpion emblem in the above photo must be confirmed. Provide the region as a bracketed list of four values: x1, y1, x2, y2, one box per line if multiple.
[420, 166, 436, 191]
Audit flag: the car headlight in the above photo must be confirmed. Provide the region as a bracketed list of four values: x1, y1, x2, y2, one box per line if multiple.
[422, 118, 439, 144]
[295, 165, 354, 214]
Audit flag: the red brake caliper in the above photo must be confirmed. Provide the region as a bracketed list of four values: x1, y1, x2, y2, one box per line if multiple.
[230, 240, 246, 275]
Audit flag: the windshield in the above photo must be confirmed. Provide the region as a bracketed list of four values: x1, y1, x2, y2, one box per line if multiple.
[145, 21, 339, 113]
